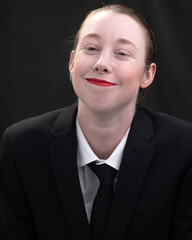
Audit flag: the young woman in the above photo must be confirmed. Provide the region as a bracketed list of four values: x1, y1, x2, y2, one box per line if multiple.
[0, 4, 192, 240]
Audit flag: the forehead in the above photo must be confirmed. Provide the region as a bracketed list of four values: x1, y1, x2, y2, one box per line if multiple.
[78, 11, 146, 47]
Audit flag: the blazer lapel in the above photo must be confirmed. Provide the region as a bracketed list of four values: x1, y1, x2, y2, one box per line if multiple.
[105, 107, 155, 240]
[49, 104, 91, 240]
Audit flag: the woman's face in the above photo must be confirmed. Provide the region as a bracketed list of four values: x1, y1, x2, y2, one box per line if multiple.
[69, 11, 156, 115]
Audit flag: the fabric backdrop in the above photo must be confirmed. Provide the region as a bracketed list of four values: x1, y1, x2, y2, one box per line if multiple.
[1, 0, 192, 144]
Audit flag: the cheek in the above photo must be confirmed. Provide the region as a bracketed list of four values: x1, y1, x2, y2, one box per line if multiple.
[117, 65, 144, 85]
[73, 55, 91, 77]
[71, 56, 87, 91]
[119, 68, 146, 96]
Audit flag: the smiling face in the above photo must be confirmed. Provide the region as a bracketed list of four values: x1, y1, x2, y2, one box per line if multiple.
[69, 10, 156, 116]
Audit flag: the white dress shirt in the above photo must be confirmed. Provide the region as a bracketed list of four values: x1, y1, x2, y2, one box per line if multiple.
[76, 118, 130, 222]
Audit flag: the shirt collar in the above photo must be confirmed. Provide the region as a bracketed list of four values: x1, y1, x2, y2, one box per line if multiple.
[76, 117, 130, 170]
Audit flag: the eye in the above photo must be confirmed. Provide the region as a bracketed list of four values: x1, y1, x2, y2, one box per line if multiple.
[115, 50, 130, 57]
[87, 46, 98, 51]
[84, 45, 99, 54]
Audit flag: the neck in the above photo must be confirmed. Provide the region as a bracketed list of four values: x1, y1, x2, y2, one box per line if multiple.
[77, 102, 136, 159]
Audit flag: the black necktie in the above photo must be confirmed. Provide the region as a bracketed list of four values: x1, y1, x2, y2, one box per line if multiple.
[89, 162, 117, 240]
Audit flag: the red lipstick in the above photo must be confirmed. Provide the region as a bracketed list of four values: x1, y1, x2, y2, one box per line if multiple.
[86, 78, 116, 87]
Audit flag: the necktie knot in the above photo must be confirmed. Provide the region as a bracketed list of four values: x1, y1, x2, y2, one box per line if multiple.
[88, 161, 117, 240]
[89, 162, 117, 186]
[88, 162, 117, 240]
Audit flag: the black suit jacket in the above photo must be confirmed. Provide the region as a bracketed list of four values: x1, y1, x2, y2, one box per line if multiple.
[1, 103, 192, 240]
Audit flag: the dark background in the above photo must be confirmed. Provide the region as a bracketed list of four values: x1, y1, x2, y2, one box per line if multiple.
[1, 0, 192, 144]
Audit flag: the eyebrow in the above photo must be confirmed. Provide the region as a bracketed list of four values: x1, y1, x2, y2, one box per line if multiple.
[116, 38, 137, 49]
[82, 33, 136, 49]
[82, 33, 101, 40]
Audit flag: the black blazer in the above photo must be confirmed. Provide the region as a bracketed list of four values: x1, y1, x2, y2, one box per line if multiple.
[1, 103, 192, 240]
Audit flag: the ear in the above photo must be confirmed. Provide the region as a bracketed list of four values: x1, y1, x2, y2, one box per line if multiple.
[69, 50, 75, 74]
[140, 63, 156, 89]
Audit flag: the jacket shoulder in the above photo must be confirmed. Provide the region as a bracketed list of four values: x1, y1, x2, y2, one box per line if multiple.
[142, 106, 192, 137]
[3, 103, 77, 145]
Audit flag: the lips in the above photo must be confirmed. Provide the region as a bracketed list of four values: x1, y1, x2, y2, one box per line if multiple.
[86, 78, 116, 87]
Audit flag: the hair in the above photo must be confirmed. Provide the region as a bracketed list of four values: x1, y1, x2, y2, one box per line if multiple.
[72, 4, 156, 101]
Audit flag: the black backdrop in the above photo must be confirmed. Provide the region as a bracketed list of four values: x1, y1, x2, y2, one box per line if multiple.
[1, 0, 192, 144]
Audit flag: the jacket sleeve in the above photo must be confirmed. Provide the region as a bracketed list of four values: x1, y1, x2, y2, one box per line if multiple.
[0, 129, 38, 240]
[172, 159, 192, 239]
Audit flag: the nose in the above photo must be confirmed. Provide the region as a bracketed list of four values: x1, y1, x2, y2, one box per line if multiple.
[93, 52, 111, 74]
